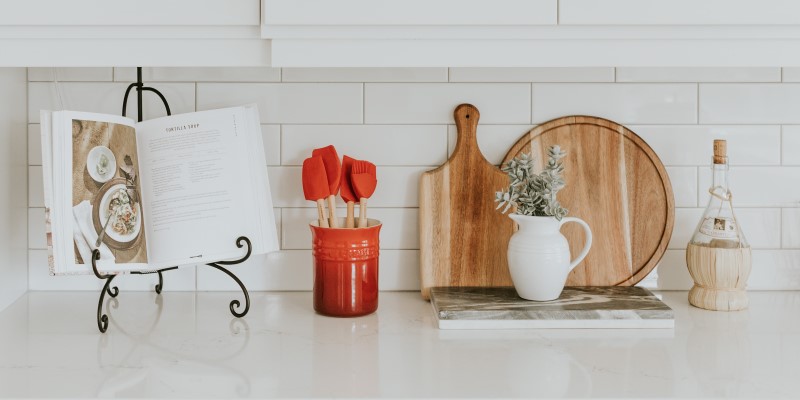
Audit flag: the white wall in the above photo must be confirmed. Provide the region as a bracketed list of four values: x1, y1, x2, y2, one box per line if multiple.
[0, 68, 28, 311]
[25, 67, 800, 292]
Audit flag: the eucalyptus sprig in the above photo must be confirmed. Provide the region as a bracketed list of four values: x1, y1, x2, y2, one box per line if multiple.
[495, 145, 568, 220]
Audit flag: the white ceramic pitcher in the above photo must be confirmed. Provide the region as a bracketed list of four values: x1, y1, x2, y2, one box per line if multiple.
[507, 214, 593, 301]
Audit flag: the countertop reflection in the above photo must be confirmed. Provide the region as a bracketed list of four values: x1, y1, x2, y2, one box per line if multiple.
[0, 290, 798, 398]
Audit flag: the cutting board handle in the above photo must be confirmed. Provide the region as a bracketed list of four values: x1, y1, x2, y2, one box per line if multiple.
[452, 104, 485, 161]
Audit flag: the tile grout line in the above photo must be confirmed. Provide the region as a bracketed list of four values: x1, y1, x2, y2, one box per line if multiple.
[530, 83, 534, 124]
[25, 67, 30, 289]
[696, 166, 701, 208]
[696, 83, 700, 125]
[362, 83, 365, 124]
[780, 207, 784, 249]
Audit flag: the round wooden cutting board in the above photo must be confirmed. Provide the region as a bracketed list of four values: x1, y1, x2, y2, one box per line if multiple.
[502, 116, 674, 286]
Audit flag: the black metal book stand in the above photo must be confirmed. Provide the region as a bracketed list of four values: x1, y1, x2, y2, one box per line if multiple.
[90, 67, 251, 333]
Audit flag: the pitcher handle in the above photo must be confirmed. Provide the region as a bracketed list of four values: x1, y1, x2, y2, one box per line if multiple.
[559, 217, 593, 272]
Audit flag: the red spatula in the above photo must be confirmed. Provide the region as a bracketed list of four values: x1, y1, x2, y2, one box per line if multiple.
[302, 156, 330, 228]
[351, 160, 377, 228]
[312, 145, 341, 228]
[340, 155, 358, 228]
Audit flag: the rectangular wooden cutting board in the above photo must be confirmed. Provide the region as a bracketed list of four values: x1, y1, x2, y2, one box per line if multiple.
[418, 104, 515, 299]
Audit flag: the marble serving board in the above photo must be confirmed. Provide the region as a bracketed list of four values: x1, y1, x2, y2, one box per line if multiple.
[430, 286, 674, 329]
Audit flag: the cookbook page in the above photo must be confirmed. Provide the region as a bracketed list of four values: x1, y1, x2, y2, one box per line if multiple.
[135, 107, 273, 267]
[50, 111, 148, 274]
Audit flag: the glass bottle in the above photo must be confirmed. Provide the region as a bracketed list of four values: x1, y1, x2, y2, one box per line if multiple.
[686, 139, 752, 311]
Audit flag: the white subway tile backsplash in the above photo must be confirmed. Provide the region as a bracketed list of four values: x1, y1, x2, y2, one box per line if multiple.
[781, 68, 800, 82]
[655, 249, 800, 290]
[699, 167, 800, 207]
[532, 83, 697, 124]
[670, 208, 702, 250]
[115, 67, 281, 82]
[631, 125, 781, 166]
[447, 125, 532, 166]
[749, 250, 800, 290]
[700, 84, 800, 124]
[197, 83, 363, 124]
[29, 166, 43, 207]
[670, 208, 781, 250]
[28, 68, 113, 82]
[365, 83, 531, 124]
[28, 208, 45, 250]
[198, 251, 311, 291]
[269, 166, 428, 208]
[782, 209, 800, 249]
[666, 167, 698, 208]
[262, 125, 281, 166]
[617, 68, 781, 83]
[283, 68, 447, 82]
[449, 68, 614, 83]
[28, 82, 195, 123]
[727, 209, 782, 249]
[782, 126, 800, 165]
[655, 250, 694, 290]
[379, 250, 421, 291]
[28, 250, 102, 291]
[281, 208, 418, 250]
[197, 249, 419, 291]
[24, 67, 800, 291]
[282, 125, 446, 166]
[28, 124, 41, 166]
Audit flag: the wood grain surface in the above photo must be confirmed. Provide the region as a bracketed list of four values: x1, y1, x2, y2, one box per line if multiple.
[419, 104, 515, 299]
[502, 116, 674, 286]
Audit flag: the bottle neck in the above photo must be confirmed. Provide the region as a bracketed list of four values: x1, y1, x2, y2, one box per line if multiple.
[711, 161, 729, 194]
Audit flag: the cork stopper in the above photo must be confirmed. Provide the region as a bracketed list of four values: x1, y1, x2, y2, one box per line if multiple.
[713, 139, 727, 164]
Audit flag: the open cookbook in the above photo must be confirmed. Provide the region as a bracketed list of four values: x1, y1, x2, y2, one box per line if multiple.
[40, 105, 279, 275]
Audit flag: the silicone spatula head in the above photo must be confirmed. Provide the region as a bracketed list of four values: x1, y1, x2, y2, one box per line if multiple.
[302, 156, 330, 201]
[351, 160, 377, 199]
[311, 145, 341, 195]
[340, 155, 357, 203]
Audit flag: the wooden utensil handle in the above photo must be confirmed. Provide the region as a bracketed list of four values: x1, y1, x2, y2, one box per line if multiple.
[358, 198, 368, 228]
[452, 104, 481, 158]
[346, 201, 355, 228]
[316, 199, 329, 228]
[327, 195, 338, 228]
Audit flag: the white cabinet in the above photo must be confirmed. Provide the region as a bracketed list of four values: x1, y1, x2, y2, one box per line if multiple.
[263, 0, 800, 67]
[4, 0, 800, 66]
[559, 0, 800, 25]
[0, 0, 259, 26]
[0, 0, 267, 67]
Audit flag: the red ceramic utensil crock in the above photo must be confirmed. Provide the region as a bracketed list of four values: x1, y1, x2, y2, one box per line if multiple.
[310, 218, 381, 317]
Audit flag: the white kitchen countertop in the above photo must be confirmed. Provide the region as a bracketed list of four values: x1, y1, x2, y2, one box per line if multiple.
[0, 290, 798, 398]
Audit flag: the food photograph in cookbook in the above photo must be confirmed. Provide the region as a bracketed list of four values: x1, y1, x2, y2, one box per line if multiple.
[71, 119, 148, 265]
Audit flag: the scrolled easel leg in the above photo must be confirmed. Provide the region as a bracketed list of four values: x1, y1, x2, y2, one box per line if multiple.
[97, 275, 116, 333]
[155, 270, 164, 294]
[206, 263, 251, 318]
[92, 249, 119, 333]
[205, 236, 253, 318]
